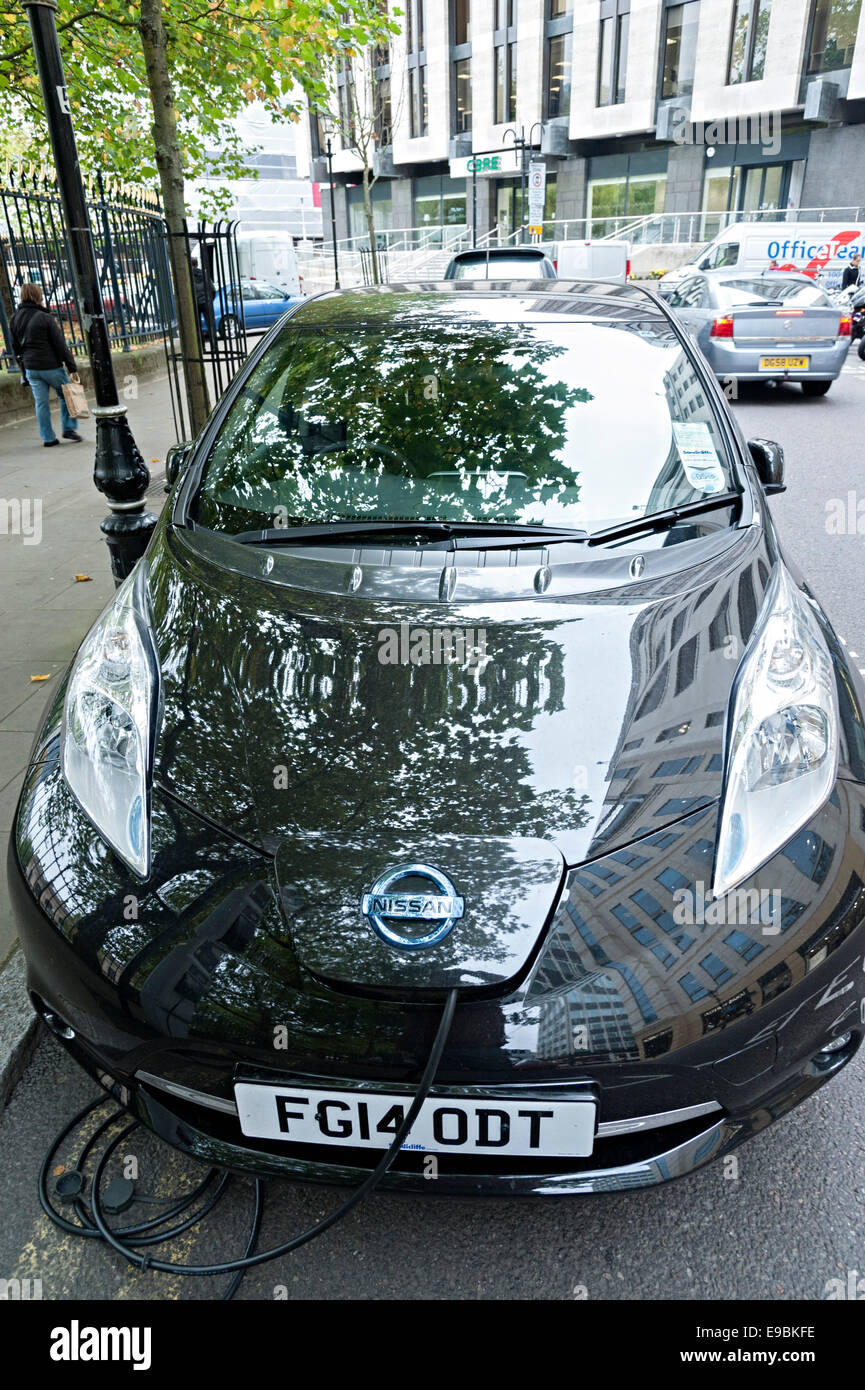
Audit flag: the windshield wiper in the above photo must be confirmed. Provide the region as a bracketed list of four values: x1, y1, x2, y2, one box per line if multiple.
[230, 520, 589, 547]
[585, 490, 743, 548]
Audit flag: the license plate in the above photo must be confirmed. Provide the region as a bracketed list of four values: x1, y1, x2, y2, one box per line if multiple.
[760, 356, 809, 370]
[234, 1083, 597, 1157]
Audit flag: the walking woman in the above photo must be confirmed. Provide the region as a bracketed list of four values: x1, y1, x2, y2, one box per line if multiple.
[10, 282, 82, 447]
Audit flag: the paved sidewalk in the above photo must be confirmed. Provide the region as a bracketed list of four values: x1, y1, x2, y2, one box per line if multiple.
[0, 371, 177, 968]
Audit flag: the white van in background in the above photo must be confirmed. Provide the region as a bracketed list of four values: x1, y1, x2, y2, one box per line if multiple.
[235, 231, 303, 297]
[555, 240, 630, 284]
[658, 221, 865, 296]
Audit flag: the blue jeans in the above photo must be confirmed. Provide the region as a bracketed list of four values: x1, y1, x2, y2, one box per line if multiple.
[26, 367, 77, 443]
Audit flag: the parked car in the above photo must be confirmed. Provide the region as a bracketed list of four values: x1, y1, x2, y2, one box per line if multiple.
[10, 281, 865, 1196]
[443, 247, 557, 279]
[664, 270, 852, 394]
[49, 283, 133, 328]
[213, 278, 300, 337]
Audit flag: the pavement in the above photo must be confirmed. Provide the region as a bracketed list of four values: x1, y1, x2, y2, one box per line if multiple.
[2, 355, 865, 1299]
[0, 370, 175, 1100]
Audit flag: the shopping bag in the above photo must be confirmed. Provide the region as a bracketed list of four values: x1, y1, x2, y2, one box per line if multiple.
[61, 373, 90, 419]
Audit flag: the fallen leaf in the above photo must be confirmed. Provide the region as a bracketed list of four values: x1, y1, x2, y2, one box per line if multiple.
[73, 574, 92, 582]
[30, 674, 51, 682]
[53, 1165, 65, 1177]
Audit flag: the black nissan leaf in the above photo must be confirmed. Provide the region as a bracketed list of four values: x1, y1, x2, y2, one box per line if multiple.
[9, 281, 865, 1195]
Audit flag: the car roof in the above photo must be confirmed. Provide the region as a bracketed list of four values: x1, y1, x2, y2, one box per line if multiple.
[284, 280, 668, 329]
[699, 268, 818, 285]
[450, 247, 549, 259]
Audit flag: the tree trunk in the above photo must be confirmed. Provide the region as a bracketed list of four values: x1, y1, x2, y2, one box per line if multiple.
[139, 0, 210, 435]
[361, 162, 379, 285]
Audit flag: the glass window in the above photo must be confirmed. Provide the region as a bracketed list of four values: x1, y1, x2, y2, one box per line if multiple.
[495, 45, 506, 123]
[728, 0, 771, 83]
[419, 66, 428, 134]
[454, 0, 470, 45]
[808, 0, 862, 73]
[375, 74, 391, 147]
[700, 953, 734, 986]
[409, 69, 419, 137]
[713, 279, 831, 307]
[679, 972, 709, 1002]
[509, 41, 518, 119]
[662, 1, 701, 99]
[598, 2, 630, 106]
[546, 31, 573, 118]
[454, 57, 472, 132]
[451, 253, 550, 278]
[549, 0, 571, 14]
[724, 930, 764, 961]
[194, 296, 736, 536]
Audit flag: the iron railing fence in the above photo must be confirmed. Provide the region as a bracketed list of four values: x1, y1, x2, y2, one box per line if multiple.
[297, 206, 865, 291]
[0, 166, 172, 372]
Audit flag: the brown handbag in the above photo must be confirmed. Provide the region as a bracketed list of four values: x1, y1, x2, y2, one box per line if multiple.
[61, 372, 90, 419]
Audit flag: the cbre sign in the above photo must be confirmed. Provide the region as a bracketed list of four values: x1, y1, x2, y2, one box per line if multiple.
[449, 150, 521, 179]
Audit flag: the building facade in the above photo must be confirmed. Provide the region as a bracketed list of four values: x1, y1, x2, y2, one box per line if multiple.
[298, 0, 865, 245]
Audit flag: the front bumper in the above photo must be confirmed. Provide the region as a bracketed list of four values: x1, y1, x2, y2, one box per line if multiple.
[9, 745, 865, 1195]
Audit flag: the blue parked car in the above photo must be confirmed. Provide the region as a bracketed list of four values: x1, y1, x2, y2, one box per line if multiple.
[211, 278, 300, 338]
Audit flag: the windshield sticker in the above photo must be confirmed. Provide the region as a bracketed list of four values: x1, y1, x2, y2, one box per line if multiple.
[672, 422, 726, 495]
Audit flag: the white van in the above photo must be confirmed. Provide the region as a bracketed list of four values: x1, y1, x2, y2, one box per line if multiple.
[235, 231, 303, 297]
[658, 221, 865, 296]
[555, 240, 630, 284]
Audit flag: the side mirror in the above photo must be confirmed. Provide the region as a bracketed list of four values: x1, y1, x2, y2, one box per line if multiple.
[748, 438, 786, 495]
[699, 257, 711, 270]
[164, 441, 193, 492]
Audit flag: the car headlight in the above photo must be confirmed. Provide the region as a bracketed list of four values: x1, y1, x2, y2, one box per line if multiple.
[713, 562, 839, 898]
[61, 563, 160, 878]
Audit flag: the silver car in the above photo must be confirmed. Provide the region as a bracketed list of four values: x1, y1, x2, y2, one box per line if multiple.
[664, 270, 851, 395]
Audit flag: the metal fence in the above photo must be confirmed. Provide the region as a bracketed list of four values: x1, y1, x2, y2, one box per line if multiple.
[0, 166, 174, 371]
[164, 219, 249, 440]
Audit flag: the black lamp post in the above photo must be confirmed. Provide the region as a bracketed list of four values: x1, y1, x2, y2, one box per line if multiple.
[320, 114, 341, 290]
[23, 0, 156, 584]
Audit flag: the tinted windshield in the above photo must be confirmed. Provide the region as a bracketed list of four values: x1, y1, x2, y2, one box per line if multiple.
[453, 256, 547, 280]
[715, 279, 831, 308]
[194, 296, 734, 535]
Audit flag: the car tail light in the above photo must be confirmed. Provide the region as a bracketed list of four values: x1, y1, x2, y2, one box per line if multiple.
[839, 315, 852, 336]
[552, 259, 558, 272]
[775, 308, 804, 316]
[710, 316, 734, 338]
[626, 258, 631, 279]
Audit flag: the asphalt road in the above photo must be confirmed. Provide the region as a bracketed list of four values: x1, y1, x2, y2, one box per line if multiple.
[2, 356, 865, 1302]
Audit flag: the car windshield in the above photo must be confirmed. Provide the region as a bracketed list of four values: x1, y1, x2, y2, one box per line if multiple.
[453, 256, 547, 279]
[715, 279, 831, 308]
[194, 294, 735, 535]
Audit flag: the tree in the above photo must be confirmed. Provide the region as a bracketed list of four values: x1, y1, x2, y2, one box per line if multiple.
[312, 11, 403, 285]
[0, 1, 390, 430]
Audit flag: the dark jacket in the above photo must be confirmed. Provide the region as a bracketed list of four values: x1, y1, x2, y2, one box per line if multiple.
[842, 263, 862, 290]
[10, 301, 76, 375]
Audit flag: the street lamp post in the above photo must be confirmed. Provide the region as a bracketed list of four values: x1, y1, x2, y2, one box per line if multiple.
[23, 0, 155, 584]
[319, 115, 341, 291]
